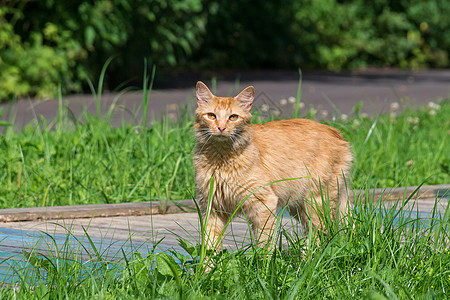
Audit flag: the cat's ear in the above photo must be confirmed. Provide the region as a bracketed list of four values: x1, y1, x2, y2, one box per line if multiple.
[235, 86, 255, 111]
[196, 81, 214, 107]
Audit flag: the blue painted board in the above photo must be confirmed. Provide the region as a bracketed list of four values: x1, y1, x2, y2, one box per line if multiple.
[0, 227, 187, 284]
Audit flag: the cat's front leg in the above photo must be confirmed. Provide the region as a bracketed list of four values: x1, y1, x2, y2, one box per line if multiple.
[201, 209, 228, 272]
[245, 194, 279, 249]
[203, 209, 228, 251]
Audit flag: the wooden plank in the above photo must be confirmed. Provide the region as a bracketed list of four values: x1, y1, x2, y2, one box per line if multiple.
[2, 196, 446, 252]
[351, 184, 450, 201]
[1, 185, 448, 222]
[0, 199, 196, 222]
[375, 197, 448, 213]
[1, 184, 448, 223]
[0, 213, 279, 250]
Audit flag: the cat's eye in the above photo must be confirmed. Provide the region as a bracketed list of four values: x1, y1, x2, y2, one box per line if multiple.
[229, 114, 239, 121]
[206, 113, 216, 120]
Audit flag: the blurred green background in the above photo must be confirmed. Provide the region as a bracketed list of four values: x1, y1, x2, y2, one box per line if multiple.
[1, 0, 449, 102]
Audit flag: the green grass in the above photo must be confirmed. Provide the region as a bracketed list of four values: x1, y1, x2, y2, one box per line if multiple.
[344, 101, 449, 188]
[1, 191, 449, 299]
[0, 109, 196, 208]
[0, 94, 448, 208]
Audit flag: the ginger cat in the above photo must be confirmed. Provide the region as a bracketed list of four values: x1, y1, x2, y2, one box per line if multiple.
[194, 81, 352, 249]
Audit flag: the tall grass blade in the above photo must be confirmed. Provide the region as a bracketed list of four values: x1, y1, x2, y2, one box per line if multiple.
[141, 60, 156, 127]
[95, 56, 115, 117]
[199, 176, 215, 266]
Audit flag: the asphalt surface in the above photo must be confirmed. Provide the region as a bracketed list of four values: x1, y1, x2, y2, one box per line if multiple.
[1, 69, 449, 128]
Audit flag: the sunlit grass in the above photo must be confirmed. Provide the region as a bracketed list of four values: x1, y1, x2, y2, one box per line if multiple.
[1, 97, 448, 209]
[1, 188, 448, 298]
[0, 112, 195, 208]
[346, 100, 449, 188]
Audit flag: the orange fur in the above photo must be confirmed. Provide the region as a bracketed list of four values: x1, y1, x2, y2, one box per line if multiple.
[194, 81, 352, 249]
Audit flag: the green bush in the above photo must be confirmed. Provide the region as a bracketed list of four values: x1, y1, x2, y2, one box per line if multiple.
[0, 0, 206, 101]
[0, 0, 449, 102]
[0, 6, 82, 100]
[198, 0, 449, 70]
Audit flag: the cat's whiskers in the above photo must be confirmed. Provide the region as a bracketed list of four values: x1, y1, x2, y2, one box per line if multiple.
[229, 134, 243, 151]
[229, 130, 250, 151]
[198, 134, 213, 154]
[229, 135, 239, 151]
[196, 131, 210, 139]
[195, 127, 213, 143]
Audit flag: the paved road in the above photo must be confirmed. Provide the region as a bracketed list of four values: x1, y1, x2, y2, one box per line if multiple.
[1, 69, 449, 127]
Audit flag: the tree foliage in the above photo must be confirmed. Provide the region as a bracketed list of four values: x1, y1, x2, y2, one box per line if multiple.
[0, 0, 449, 101]
[0, 0, 206, 100]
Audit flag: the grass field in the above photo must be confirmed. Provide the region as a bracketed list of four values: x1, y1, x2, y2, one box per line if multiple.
[0, 92, 448, 209]
[1, 191, 449, 299]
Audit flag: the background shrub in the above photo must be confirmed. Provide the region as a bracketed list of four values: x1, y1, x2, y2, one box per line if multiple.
[0, 0, 449, 102]
[0, 0, 206, 101]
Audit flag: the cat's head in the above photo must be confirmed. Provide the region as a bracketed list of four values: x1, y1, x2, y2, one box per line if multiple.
[195, 81, 254, 143]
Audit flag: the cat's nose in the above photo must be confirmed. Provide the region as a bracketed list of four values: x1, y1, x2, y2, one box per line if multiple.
[218, 127, 226, 133]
